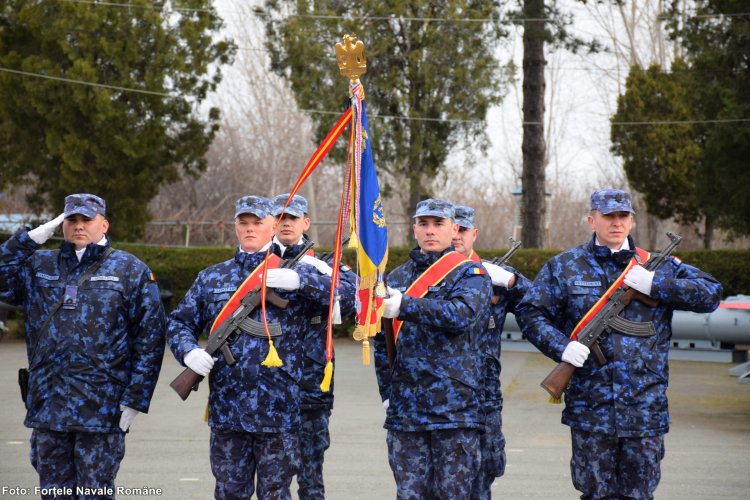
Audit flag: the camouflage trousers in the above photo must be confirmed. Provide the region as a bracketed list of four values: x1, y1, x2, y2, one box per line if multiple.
[296, 408, 331, 500]
[570, 428, 665, 500]
[472, 403, 506, 500]
[387, 428, 480, 500]
[210, 429, 300, 500]
[30, 428, 125, 500]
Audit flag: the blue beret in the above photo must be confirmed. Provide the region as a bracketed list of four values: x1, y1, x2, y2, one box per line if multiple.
[590, 189, 635, 215]
[413, 199, 455, 220]
[271, 193, 308, 217]
[453, 205, 475, 229]
[64, 193, 106, 218]
[234, 195, 273, 219]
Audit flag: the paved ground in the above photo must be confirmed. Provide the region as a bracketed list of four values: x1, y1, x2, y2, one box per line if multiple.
[1, 338, 749, 499]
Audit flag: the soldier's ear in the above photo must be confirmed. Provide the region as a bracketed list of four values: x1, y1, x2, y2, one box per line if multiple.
[102, 218, 110, 234]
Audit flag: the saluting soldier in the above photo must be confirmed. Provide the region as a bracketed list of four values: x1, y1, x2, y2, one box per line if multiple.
[373, 199, 492, 499]
[517, 189, 723, 499]
[451, 205, 530, 499]
[167, 195, 353, 500]
[270, 193, 356, 500]
[0, 194, 165, 499]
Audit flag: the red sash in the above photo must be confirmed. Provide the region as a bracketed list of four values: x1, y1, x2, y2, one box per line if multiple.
[392, 251, 471, 340]
[209, 254, 282, 334]
[468, 249, 481, 263]
[569, 247, 650, 340]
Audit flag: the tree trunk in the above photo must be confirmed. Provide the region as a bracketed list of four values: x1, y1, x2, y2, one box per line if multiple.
[703, 213, 714, 249]
[521, 0, 548, 248]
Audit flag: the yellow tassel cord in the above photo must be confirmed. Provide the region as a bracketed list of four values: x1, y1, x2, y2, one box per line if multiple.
[261, 339, 283, 367]
[548, 395, 562, 404]
[320, 361, 334, 392]
[203, 402, 209, 422]
[362, 339, 370, 366]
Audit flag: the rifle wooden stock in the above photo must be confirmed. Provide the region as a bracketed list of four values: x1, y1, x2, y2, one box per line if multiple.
[382, 318, 396, 367]
[170, 367, 205, 401]
[540, 361, 576, 400]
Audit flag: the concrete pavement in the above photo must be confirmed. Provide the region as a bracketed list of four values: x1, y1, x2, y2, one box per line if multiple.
[1, 338, 749, 499]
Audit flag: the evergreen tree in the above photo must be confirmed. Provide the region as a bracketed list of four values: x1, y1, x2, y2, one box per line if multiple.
[0, 0, 234, 240]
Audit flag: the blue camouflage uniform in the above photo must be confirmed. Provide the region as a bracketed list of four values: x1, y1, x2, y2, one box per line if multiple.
[452, 204, 531, 498]
[167, 197, 354, 499]
[373, 202, 492, 500]
[472, 263, 529, 499]
[273, 235, 356, 500]
[0, 224, 165, 498]
[517, 190, 722, 499]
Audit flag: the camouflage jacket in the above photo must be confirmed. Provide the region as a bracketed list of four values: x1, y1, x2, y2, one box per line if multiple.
[272, 239, 356, 411]
[0, 230, 165, 433]
[517, 235, 723, 437]
[374, 247, 492, 432]
[480, 262, 530, 407]
[167, 247, 346, 433]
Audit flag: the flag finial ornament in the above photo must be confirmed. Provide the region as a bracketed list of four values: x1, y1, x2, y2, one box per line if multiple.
[335, 34, 367, 82]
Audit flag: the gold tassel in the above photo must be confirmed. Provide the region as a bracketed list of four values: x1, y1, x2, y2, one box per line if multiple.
[261, 339, 283, 367]
[362, 339, 370, 366]
[203, 402, 209, 422]
[548, 395, 562, 404]
[320, 361, 333, 392]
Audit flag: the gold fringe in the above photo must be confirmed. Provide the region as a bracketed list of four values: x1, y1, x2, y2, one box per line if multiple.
[203, 402, 209, 422]
[548, 395, 563, 404]
[261, 339, 283, 367]
[362, 339, 370, 366]
[320, 361, 334, 392]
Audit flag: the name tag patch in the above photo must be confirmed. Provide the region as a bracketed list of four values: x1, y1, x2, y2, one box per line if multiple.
[35, 273, 59, 281]
[573, 280, 602, 287]
[211, 287, 236, 294]
[90, 276, 120, 282]
[311, 316, 322, 325]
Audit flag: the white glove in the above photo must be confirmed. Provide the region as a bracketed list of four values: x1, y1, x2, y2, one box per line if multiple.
[382, 399, 390, 410]
[184, 348, 215, 376]
[300, 255, 333, 277]
[119, 405, 139, 432]
[28, 213, 65, 244]
[265, 268, 301, 291]
[483, 262, 514, 288]
[382, 287, 402, 319]
[561, 341, 590, 368]
[624, 265, 654, 296]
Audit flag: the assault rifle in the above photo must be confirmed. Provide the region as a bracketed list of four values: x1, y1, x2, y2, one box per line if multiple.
[169, 239, 315, 400]
[540, 232, 682, 400]
[491, 237, 522, 266]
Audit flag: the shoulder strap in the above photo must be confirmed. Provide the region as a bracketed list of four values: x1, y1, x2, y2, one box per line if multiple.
[392, 251, 471, 339]
[31, 247, 114, 355]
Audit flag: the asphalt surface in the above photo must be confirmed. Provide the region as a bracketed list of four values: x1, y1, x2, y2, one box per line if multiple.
[1, 338, 749, 499]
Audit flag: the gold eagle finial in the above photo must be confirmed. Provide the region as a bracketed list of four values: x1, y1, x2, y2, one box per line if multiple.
[335, 34, 367, 82]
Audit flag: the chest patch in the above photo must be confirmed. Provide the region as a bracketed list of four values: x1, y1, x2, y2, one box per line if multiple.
[311, 316, 322, 325]
[35, 272, 59, 281]
[89, 276, 120, 282]
[211, 287, 236, 294]
[488, 316, 496, 330]
[573, 280, 602, 287]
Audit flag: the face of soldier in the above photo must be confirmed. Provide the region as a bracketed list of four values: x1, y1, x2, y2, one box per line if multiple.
[235, 214, 275, 252]
[413, 216, 458, 253]
[587, 210, 633, 250]
[275, 213, 311, 246]
[452, 226, 478, 257]
[63, 214, 109, 250]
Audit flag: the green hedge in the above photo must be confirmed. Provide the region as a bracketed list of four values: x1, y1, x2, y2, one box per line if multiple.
[115, 244, 748, 306]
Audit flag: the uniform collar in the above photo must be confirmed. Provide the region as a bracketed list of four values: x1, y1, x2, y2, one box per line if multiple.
[409, 245, 454, 271]
[60, 237, 110, 267]
[272, 235, 308, 259]
[589, 235, 635, 266]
